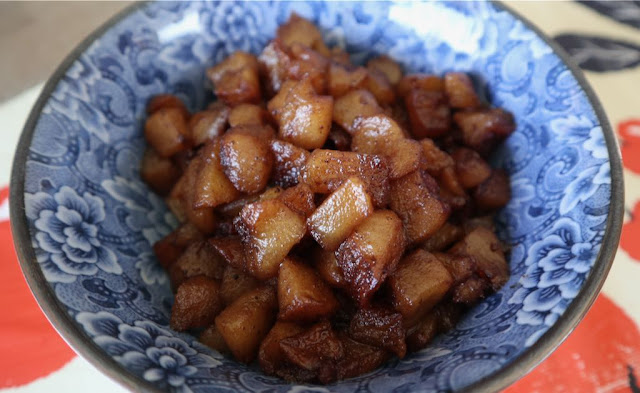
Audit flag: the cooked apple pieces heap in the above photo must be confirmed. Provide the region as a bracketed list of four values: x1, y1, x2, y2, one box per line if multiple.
[142, 13, 515, 384]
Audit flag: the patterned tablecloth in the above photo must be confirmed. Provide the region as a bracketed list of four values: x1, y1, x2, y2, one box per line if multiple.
[1, 2, 639, 392]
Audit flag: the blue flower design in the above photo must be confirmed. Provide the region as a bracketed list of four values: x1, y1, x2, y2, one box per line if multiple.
[45, 58, 111, 143]
[136, 251, 168, 285]
[77, 311, 220, 393]
[25, 186, 121, 283]
[584, 126, 608, 159]
[102, 176, 176, 245]
[510, 218, 595, 331]
[559, 163, 609, 214]
[549, 115, 595, 145]
[201, 2, 270, 55]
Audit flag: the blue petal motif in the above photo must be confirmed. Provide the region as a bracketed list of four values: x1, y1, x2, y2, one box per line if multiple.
[538, 248, 572, 272]
[63, 223, 99, 252]
[62, 243, 98, 264]
[155, 336, 198, 357]
[143, 367, 166, 382]
[40, 259, 76, 283]
[539, 268, 577, 288]
[35, 231, 63, 253]
[560, 165, 602, 214]
[77, 311, 123, 336]
[102, 176, 175, 245]
[522, 286, 562, 312]
[35, 210, 67, 244]
[77, 311, 218, 391]
[550, 115, 594, 144]
[96, 247, 122, 274]
[95, 336, 139, 357]
[515, 308, 546, 326]
[118, 351, 156, 375]
[118, 325, 155, 352]
[136, 252, 168, 285]
[25, 192, 57, 221]
[559, 274, 586, 299]
[54, 186, 91, 220]
[55, 205, 84, 227]
[584, 126, 608, 159]
[147, 347, 187, 367]
[26, 186, 121, 282]
[52, 252, 98, 275]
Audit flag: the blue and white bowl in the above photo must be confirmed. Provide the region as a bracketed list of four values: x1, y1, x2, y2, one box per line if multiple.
[10, 1, 623, 392]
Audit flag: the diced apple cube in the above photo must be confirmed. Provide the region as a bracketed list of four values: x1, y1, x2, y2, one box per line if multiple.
[473, 169, 511, 210]
[215, 286, 278, 363]
[301, 149, 389, 207]
[397, 74, 444, 97]
[349, 306, 406, 358]
[444, 72, 481, 109]
[277, 257, 339, 322]
[269, 139, 310, 188]
[279, 321, 344, 374]
[193, 139, 240, 208]
[259, 321, 306, 376]
[199, 324, 230, 354]
[236, 200, 307, 280]
[268, 78, 333, 149]
[170, 276, 222, 331]
[208, 237, 246, 270]
[367, 55, 403, 86]
[452, 147, 491, 189]
[189, 105, 229, 146]
[144, 107, 189, 157]
[333, 89, 382, 134]
[220, 131, 273, 194]
[206, 51, 261, 106]
[389, 170, 450, 245]
[449, 227, 509, 290]
[405, 89, 450, 139]
[308, 177, 374, 250]
[278, 183, 316, 217]
[364, 69, 396, 105]
[335, 210, 405, 305]
[388, 249, 454, 324]
[220, 265, 259, 306]
[314, 248, 346, 288]
[328, 62, 367, 98]
[140, 148, 181, 196]
[169, 240, 225, 288]
[453, 108, 516, 156]
[153, 222, 203, 269]
[228, 103, 270, 127]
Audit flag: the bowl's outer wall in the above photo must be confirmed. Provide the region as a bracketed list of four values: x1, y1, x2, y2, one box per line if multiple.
[10, 1, 623, 393]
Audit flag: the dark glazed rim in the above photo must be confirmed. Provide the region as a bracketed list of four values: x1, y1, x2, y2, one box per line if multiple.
[9, 1, 623, 393]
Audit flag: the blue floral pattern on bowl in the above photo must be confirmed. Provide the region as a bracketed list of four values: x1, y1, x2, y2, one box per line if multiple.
[17, 1, 615, 392]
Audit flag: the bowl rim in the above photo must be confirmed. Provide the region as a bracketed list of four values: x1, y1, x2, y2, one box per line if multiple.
[9, 1, 624, 392]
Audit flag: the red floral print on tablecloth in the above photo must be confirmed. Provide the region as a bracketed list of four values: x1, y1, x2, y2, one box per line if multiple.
[0, 187, 75, 387]
[506, 294, 640, 393]
[621, 200, 640, 263]
[619, 119, 640, 175]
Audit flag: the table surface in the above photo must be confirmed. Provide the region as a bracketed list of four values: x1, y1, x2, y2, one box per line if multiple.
[1, 2, 639, 392]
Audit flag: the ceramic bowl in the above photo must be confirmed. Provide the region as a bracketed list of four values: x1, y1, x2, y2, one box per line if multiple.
[10, 1, 623, 392]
